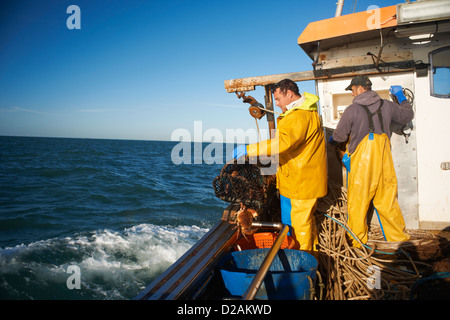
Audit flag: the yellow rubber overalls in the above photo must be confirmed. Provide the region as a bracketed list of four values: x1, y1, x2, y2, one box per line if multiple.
[343, 101, 410, 246]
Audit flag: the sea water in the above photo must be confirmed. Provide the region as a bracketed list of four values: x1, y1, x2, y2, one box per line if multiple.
[0, 136, 229, 299]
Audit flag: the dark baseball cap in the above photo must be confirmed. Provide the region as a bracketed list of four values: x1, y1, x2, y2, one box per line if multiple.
[345, 75, 372, 91]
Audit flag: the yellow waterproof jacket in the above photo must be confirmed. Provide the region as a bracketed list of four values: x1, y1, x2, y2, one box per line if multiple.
[247, 92, 327, 200]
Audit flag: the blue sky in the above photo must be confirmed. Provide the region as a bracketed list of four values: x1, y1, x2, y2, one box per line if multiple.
[0, 0, 400, 142]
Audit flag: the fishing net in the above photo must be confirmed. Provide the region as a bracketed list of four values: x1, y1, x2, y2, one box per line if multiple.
[212, 156, 279, 220]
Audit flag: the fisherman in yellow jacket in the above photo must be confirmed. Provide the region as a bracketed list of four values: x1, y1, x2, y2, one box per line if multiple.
[232, 79, 327, 252]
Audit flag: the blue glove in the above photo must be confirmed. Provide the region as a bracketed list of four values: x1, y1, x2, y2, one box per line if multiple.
[328, 136, 337, 146]
[232, 145, 247, 159]
[390, 85, 407, 104]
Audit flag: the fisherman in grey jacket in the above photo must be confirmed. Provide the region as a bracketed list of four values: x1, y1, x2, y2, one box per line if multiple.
[329, 75, 414, 247]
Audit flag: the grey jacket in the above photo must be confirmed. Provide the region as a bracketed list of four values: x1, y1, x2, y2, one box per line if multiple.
[332, 90, 414, 154]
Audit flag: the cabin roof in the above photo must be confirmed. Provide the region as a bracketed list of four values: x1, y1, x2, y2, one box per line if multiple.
[298, 5, 398, 59]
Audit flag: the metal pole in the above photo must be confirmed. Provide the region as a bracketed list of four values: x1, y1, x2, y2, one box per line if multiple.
[242, 224, 290, 300]
[264, 84, 276, 138]
[251, 222, 283, 230]
[335, 0, 345, 17]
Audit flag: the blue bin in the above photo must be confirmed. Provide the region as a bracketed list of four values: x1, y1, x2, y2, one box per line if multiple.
[219, 249, 318, 300]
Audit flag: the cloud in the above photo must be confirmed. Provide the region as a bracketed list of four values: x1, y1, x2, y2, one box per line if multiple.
[77, 106, 159, 113]
[78, 109, 109, 113]
[196, 101, 243, 109]
[0, 106, 51, 115]
[78, 108, 139, 113]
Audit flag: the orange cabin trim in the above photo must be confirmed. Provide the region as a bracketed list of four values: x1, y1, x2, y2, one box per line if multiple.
[298, 5, 398, 45]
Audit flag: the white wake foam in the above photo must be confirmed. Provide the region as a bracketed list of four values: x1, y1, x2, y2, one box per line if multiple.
[0, 224, 209, 299]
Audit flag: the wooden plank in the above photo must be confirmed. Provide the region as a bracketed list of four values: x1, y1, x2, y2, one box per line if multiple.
[224, 60, 416, 93]
[225, 71, 314, 93]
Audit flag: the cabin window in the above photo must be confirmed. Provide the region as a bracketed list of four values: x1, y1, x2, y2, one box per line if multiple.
[429, 46, 450, 98]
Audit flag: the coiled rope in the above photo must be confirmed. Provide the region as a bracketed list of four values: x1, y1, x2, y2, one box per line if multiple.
[316, 180, 449, 300]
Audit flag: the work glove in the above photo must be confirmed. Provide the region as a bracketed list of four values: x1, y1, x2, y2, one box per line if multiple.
[390, 85, 407, 104]
[232, 145, 248, 159]
[328, 136, 337, 146]
[329, 135, 347, 151]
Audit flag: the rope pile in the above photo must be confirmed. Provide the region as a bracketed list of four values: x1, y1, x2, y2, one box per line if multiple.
[316, 180, 450, 300]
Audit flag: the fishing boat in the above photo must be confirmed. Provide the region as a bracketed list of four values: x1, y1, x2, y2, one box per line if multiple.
[136, 0, 450, 300]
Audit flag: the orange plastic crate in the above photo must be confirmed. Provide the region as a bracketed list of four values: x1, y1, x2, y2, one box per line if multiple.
[233, 232, 296, 251]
